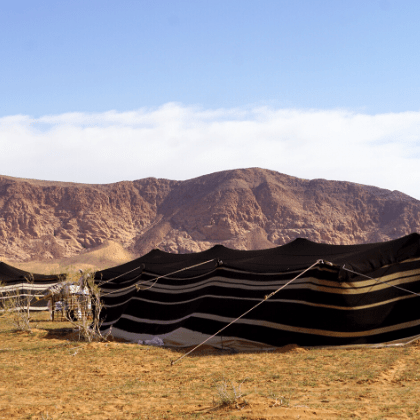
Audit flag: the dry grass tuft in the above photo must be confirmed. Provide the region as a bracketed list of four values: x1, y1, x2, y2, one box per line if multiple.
[214, 378, 248, 409]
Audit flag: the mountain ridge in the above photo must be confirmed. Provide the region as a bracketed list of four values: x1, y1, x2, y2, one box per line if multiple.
[1, 167, 419, 262]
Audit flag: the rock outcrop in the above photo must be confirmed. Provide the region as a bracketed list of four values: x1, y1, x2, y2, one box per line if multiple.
[1, 168, 419, 262]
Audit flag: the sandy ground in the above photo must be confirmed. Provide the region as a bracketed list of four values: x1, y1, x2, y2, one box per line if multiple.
[1, 313, 420, 420]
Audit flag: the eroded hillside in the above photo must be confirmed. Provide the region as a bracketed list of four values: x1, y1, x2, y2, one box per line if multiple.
[1, 168, 419, 262]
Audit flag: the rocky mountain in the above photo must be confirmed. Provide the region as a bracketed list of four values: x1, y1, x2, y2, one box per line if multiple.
[1, 168, 420, 262]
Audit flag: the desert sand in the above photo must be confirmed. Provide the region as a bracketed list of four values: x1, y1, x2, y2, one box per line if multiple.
[1, 312, 420, 420]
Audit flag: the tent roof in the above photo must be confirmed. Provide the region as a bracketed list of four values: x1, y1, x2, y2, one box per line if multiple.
[98, 233, 420, 280]
[0, 262, 62, 284]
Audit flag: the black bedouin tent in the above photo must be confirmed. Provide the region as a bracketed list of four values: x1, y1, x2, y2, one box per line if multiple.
[0, 262, 62, 311]
[96, 233, 420, 350]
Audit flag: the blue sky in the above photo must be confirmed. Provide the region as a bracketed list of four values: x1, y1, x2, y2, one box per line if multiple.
[1, 0, 420, 199]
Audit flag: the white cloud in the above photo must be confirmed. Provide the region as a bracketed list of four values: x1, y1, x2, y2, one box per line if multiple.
[0, 103, 419, 200]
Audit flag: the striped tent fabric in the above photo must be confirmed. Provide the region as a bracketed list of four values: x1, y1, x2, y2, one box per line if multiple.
[0, 262, 62, 311]
[96, 233, 420, 349]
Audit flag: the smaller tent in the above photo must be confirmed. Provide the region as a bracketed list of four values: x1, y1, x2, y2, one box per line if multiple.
[0, 262, 63, 311]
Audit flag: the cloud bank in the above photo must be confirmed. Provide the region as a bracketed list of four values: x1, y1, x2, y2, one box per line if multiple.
[1, 103, 419, 200]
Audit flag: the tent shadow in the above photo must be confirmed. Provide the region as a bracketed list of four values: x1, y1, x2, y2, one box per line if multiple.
[39, 327, 306, 357]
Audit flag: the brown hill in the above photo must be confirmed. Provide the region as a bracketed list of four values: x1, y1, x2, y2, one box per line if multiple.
[1, 168, 420, 264]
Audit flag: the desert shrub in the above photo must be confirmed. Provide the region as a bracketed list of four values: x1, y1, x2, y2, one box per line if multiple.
[0, 275, 35, 332]
[63, 270, 111, 342]
[215, 378, 248, 409]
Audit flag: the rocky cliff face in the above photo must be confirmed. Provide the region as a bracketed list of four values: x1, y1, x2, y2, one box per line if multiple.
[1, 168, 419, 262]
